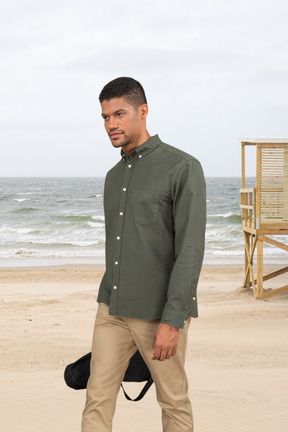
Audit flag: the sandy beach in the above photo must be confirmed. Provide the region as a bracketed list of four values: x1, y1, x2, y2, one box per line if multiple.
[0, 263, 288, 432]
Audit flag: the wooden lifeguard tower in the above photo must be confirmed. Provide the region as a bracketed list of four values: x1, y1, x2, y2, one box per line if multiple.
[240, 139, 288, 299]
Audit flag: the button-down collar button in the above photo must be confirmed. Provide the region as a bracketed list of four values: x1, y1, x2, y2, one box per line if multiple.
[115, 261, 118, 265]
[119, 212, 123, 216]
[123, 188, 127, 191]
[128, 164, 132, 168]
[116, 236, 120, 240]
[138, 154, 142, 159]
[113, 286, 117, 290]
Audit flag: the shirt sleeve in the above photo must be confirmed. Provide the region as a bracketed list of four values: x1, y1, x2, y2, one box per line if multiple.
[160, 158, 206, 328]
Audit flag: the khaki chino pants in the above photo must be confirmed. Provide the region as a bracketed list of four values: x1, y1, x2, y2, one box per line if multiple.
[82, 303, 193, 432]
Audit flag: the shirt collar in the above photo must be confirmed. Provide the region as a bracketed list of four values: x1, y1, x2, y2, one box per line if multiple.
[121, 134, 161, 161]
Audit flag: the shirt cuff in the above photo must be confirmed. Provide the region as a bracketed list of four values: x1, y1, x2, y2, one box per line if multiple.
[160, 307, 190, 329]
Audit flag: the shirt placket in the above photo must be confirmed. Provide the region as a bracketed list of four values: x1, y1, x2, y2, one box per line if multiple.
[109, 157, 136, 315]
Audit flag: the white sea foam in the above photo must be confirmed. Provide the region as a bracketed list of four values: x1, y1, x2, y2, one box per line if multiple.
[209, 211, 240, 218]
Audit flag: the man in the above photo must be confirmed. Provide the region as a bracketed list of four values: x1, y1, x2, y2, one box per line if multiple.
[82, 77, 206, 432]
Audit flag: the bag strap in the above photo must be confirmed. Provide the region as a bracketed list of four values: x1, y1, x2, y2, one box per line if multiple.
[121, 377, 154, 402]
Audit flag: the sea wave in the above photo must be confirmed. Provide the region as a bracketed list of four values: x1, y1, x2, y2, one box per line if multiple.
[4, 176, 284, 263]
[4, 248, 105, 259]
[15, 207, 40, 213]
[55, 214, 104, 223]
[208, 212, 242, 223]
[88, 194, 103, 198]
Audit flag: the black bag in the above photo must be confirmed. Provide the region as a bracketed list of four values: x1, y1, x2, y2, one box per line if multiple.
[64, 350, 153, 402]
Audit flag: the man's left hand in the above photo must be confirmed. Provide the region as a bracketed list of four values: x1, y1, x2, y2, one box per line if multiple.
[152, 323, 179, 361]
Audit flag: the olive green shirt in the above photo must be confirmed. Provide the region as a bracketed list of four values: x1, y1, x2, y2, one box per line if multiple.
[97, 134, 206, 328]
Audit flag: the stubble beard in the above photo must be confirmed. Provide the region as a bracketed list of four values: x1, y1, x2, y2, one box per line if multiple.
[111, 133, 131, 149]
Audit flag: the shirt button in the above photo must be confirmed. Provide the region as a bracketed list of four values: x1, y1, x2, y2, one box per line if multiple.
[119, 212, 123, 216]
[115, 261, 118, 265]
[193, 297, 196, 301]
[123, 188, 127, 191]
[138, 154, 142, 159]
[113, 286, 117, 290]
[128, 164, 132, 168]
[117, 236, 120, 240]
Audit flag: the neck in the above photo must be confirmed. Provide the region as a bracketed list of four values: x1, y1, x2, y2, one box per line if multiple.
[122, 131, 151, 156]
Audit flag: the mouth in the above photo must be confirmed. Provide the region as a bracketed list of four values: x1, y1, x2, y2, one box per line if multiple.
[109, 131, 123, 140]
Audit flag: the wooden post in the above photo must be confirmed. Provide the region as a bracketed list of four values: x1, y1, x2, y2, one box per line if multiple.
[241, 142, 246, 189]
[255, 144, 261, 230]
[241, 142, 250, 285]
[284, 148, 288, 221]
[256, 236, 263, 298]
[243, 231, 250, 288]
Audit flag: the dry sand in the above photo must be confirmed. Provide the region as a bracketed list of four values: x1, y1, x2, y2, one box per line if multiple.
[0, 264, 288, 431]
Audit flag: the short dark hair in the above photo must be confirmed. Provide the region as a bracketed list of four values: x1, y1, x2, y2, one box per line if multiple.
[99, 77, 147, 108]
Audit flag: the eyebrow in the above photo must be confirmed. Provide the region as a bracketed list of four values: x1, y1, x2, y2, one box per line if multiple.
[101, 109, 127, 118]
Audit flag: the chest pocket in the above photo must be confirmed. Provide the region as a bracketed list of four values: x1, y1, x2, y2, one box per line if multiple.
[131, 190, 159, 225]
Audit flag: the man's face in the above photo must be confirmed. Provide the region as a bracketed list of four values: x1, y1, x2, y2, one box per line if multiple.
[101, 97, 147, 154]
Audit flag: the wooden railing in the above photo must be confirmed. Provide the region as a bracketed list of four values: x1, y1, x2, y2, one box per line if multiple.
[240, 188, 256, 229]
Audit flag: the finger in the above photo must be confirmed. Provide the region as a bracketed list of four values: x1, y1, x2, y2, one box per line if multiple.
[159, 349, 167, 361]
[152, 334, 156, 350]
[171, 344, 178, 357]
[153, 348, 166, 361]
[165, 349, 173, 360]
[152, 346, 161, 360]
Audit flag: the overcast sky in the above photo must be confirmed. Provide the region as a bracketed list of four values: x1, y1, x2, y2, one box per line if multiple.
[1, 0, 288, 177]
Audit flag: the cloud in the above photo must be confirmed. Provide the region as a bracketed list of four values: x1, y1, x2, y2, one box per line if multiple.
[55, 48, 243, 74]
[1, 0, 288, 176]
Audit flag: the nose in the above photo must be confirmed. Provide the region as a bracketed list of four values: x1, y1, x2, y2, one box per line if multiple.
[107, 116, 119, 131]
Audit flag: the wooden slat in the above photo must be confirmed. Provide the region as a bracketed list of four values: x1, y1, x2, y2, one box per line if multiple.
[258, 284, 288, 300]
[260, 188, 283, 192]
[240, 188, 255, 193]
[263, 266, 288, 281]
[243, 226, 257, 234]
[258, 229, 288, 235]
[258, 235, 288, 252]
[247, 266, 288, 287]
[240, 204, 254, 210]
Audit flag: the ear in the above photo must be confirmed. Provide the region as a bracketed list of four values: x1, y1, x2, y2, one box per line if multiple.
[139, 104, 148, 120]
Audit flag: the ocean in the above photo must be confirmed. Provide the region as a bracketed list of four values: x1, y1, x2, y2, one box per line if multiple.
[0, 177, 285, 267]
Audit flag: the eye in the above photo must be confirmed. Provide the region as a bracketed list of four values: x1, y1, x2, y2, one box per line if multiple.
[116, 112, 124, 117]
[102, 115, 109, 121]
